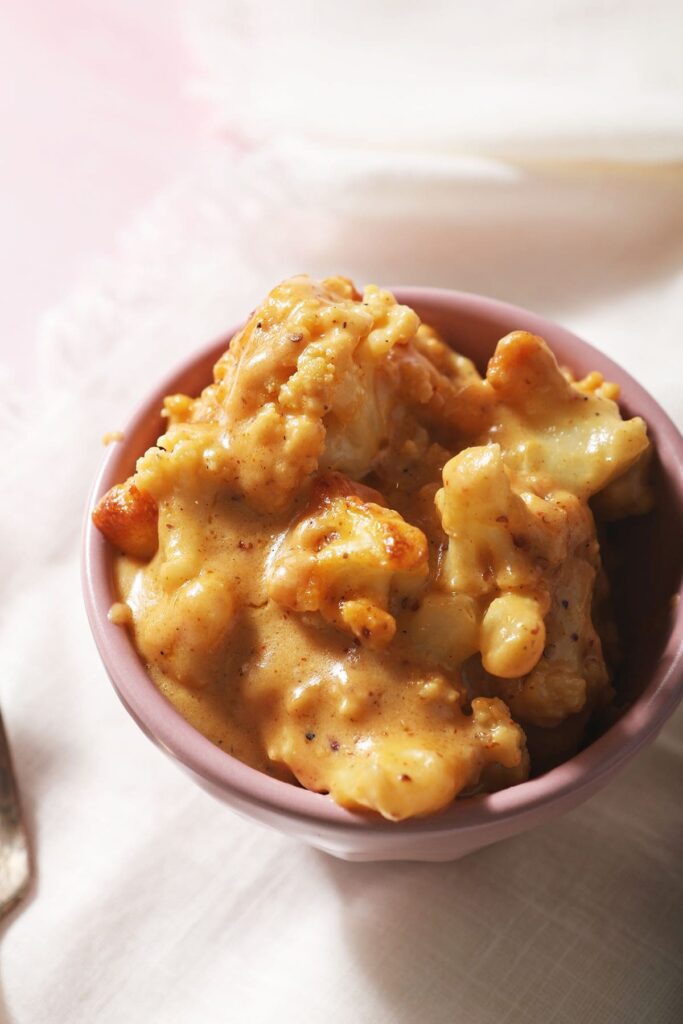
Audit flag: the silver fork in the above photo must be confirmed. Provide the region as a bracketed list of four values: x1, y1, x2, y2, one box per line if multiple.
[0, 711, 30, 919]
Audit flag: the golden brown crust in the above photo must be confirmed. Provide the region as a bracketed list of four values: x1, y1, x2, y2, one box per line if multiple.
[269, 471, 428, 649]
[92, 480, 158, 560]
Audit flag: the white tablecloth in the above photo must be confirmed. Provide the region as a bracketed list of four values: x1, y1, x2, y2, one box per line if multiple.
[2, 2, 682, 1021]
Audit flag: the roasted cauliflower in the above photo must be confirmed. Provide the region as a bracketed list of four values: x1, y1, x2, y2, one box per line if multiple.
[93, 275, 653, 821]
[269, 473, 428, 648]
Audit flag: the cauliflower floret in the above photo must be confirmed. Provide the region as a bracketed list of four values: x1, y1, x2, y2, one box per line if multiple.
[496, 496, 610, 726]
[136, 276, 426, 510]
[435, 443, 567, 598]
[104, 278, 497, 523]
[495, 568, 609, 727]
[480, 332, 649, 499]
[434, 445, 612, 712]
[269, 473, 428, 648]
[214, 276, 421, 505]
[434, 443, 577, 680]
[468, 493, 611, 727]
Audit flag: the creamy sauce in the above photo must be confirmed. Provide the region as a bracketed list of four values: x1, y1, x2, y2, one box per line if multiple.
[95, 275, 652, 820]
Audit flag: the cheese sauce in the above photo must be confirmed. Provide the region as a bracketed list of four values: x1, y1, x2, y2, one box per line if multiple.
[95, 276, 652, 820]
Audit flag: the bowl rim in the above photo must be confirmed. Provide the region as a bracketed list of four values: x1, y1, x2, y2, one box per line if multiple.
[82, 286, 683, 834]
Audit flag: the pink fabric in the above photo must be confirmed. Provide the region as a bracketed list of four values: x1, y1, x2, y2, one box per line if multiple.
[0, 0, 204, 375]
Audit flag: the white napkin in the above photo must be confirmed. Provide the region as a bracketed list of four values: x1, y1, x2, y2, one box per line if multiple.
[2, 2, 683, 1020]
[185, 0, 683, 161]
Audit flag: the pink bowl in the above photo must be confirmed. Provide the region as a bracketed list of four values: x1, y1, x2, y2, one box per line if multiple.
[82, 288, 683, 861]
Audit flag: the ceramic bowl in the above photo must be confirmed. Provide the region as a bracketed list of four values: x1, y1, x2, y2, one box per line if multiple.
[82, 288, 683, 861]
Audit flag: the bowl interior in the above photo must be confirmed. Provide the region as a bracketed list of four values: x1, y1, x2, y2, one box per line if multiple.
[87, 288, 683, 829]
